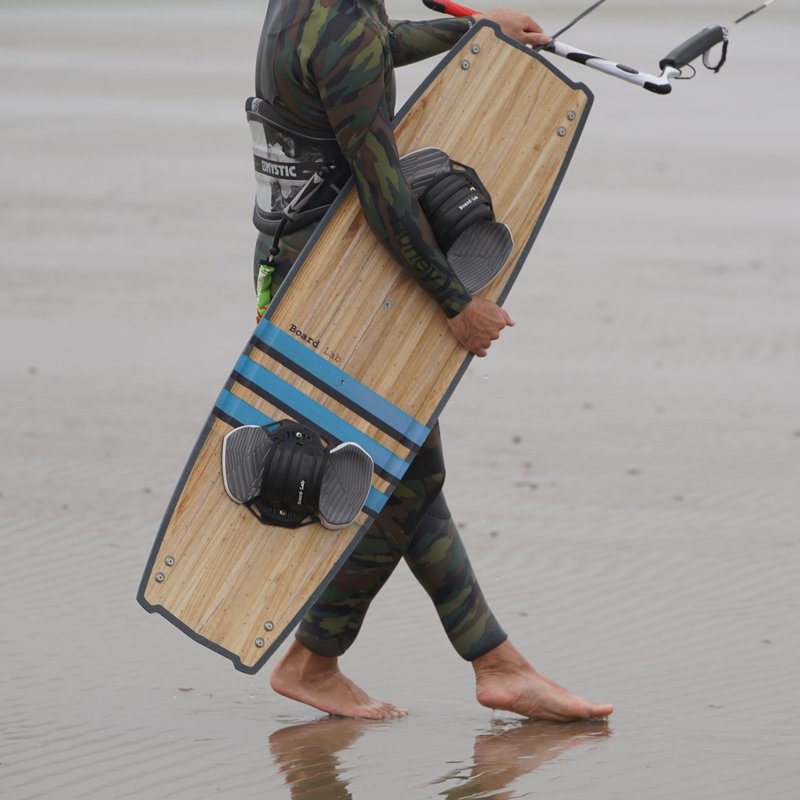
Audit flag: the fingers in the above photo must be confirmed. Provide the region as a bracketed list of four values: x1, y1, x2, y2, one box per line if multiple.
[521, 30, 551, 48]
[500, 307, 516, 327]
[447, 297, 515, 357]
[471, 329, 496, 358]
[483, 9, 551, 48]
[515, 17, 551, 48]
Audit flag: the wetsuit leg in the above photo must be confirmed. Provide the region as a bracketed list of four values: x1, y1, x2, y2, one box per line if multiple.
[403, 492, 508, 661]
[296, 425, 507, 660]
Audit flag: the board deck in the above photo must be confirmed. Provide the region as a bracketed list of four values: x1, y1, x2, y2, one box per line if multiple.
[138, 22, 593, 673]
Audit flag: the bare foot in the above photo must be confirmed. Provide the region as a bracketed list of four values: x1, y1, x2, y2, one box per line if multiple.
[270, 640, 407, 720]
[473, 641, 614, 722]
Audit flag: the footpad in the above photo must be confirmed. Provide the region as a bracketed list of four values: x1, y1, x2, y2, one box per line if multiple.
[447, 221, 514, 294]
[319, 443, 374, 529]
[221, 424, 271, 504]
[222, 423, 374, 530]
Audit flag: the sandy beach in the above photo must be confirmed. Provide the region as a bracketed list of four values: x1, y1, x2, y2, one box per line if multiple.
[2, 1, 799, 798]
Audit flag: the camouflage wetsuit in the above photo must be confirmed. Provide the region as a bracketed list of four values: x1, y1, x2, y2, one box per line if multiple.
[253, 0, 507, 661]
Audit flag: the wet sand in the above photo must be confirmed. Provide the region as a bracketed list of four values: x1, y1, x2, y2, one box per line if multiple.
[2, 1, 799, 798]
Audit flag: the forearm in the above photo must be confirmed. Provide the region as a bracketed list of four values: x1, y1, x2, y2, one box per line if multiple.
[349, 135, 471, 318]
[387, 17, 473, 65]
[315, 21, 471, 318]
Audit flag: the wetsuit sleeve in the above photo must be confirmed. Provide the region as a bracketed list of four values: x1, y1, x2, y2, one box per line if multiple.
[311, 27, 471, 318]
[387, 18, 473, 66]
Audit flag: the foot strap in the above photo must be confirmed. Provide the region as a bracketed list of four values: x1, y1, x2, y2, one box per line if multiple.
[222, 421, 373, 530]
[400, 148, 514, 293]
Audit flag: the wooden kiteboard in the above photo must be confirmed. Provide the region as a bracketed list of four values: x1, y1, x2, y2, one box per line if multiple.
[138, 22, 592, 673]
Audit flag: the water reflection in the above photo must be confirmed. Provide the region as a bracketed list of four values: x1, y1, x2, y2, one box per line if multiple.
[431, 718, 610, 799]
[268, 716, 610, 799]
[268, 717, 368, 800]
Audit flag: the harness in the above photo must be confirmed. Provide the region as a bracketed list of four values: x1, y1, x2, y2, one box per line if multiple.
[246, 97, 350, 238]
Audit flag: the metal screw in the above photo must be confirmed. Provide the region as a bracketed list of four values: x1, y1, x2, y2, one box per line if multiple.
[471, 44, 481, 54]
[461, 59, 470, 70]
[264, 621, 274, 632]
[165, 556, 175, 567]
[155, 572, 165, 583]
[557, 126, 567, 137]
[567, 110, 576, 120]
[255, 638, 265, 648]
[383, 300, 392, 309]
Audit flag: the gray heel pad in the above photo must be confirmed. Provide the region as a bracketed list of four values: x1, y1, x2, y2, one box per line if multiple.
[318, 443, 374, 530]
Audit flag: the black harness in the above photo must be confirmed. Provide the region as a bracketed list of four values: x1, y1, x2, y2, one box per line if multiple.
[246, 97, 350, 238]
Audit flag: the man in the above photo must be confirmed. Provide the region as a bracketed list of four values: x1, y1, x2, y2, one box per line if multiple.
[251, 0, 613, 722]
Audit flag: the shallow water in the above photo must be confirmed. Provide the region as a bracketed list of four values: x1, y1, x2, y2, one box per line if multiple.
[2, 2, 799, 798]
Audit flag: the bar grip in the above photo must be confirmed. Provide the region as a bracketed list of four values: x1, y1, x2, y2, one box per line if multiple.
[659, 25, 727, 70]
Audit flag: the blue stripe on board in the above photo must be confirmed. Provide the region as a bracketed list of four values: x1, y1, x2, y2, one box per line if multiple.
[254, 322, 430, 447]
[232, 355, 411, 482]
[213, 389, 386, 516]
[253, 339, 419, 451]
[232, 371, 395, 487]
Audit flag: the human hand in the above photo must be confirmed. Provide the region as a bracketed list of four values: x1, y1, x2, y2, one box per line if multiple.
[473, 8, 550, 47]
[447, 296, 515, 357]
